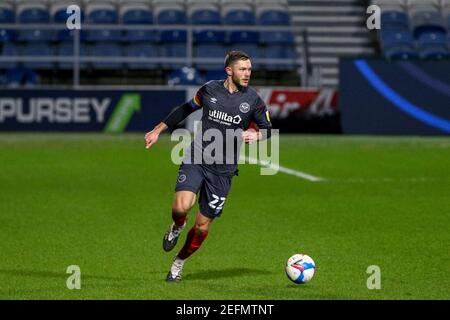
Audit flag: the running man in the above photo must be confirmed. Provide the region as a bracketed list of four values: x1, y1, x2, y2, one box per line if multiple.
[144, 51, 273, 282]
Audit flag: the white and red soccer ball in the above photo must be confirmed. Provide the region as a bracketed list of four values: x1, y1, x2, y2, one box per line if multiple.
[285, 254, 316, 284]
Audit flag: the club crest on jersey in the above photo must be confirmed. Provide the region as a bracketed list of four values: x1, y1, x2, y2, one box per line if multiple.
[178, 174, 186, 183]
[239, 102, 250, 113]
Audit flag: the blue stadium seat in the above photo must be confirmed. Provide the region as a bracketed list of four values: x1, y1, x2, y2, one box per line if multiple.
[23, 44, 55, 70]
[383, 45, 419, 60]
[381, 11, 409, 30]
[90, 43, 123, 70]
[0, 4, 16, 42]
[126, 29, 158, 43]
[18, 3, 50, 23]
[155, 3, 187, 43]
[156, 5, 187, 24]
[57, 43, 89, 70]
[121, 3, 157, 43]
[126, 44, 159, 70]
[417, 32, 447, 48]
[229, 31, 259, 44]
[259, 31, 294, 45]
[223, 4, 258, 45]
[0, 43, 19, 69]
[19, 29, 55, 42]
[418, 46, 450, 59]
[380, 29, 418, 60]
[87, 29, 122, 42]
[86, 3, 121, 42]
[410, 11, 446, 37]
[18, 3, 54, 42]
[190, 5, 221, 24]
[160, 30, 187, 43]
[257, 6, 290, 25]
[194, 30, 226, 44]
[264, 45, 296, 71]
[417, 32, 449, 59]
[194, 44, 228, 71]
[88, 5, 118, 23]
[122, 4, 153, 24]
[0, 29, 17, 42]
[161, 44, 187, 69]
[380, 30, 415, 49]
[0, 4, 14, 23]
[189, 4, 224, 44]
[168, 67, 204, 86]
[223, 5, 256, 25]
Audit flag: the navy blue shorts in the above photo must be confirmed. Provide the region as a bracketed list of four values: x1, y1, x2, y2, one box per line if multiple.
[175, 164, 233, 219]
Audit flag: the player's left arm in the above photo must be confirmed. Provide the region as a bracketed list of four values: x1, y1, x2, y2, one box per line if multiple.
[242, 98, 272, 144]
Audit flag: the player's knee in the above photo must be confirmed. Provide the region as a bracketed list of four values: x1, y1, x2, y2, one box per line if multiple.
[194, 222, 209, 235]
[172, 199, 191, 215]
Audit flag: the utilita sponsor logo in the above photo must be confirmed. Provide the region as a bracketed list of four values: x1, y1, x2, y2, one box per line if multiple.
[208, 109, 242, 125]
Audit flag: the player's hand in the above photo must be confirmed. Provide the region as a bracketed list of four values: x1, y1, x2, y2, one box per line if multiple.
[144, 130, 159, 149]
[242, 129, 260, 144]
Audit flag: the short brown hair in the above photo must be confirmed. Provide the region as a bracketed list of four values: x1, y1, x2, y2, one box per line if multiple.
[224, 51, 251, 67]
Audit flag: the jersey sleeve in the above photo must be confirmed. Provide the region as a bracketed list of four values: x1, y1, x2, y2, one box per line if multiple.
[162, 84, 208, 128]
[189, 84, 207, 110]
[252, 96, 273, 140]
[253, 96, 272, 130]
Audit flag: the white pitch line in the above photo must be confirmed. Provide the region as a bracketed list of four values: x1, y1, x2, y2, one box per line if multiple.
[330, 177, 444, 183]
[241, 156, 324, 182]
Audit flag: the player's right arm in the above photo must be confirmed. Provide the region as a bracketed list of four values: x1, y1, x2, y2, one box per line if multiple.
[144, 90, 204, 150]
[144, 122, 167, 149]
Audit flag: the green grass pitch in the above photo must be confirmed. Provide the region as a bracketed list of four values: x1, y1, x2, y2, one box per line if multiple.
[0, 134, 449, 300]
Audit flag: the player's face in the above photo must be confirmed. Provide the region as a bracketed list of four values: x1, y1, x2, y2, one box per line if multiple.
[229, 59, 252, 88]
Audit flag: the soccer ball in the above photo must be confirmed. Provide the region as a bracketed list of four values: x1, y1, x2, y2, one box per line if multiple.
[285, 254, 316, 284]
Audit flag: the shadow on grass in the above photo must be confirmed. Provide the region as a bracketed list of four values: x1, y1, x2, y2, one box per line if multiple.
[184, 267, 273, 281]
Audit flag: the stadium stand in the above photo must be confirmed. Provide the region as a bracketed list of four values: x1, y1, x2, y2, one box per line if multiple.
[374, 0, 450, 60]
[0, 0, 298, 87]
[0, 1, 17, 42]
